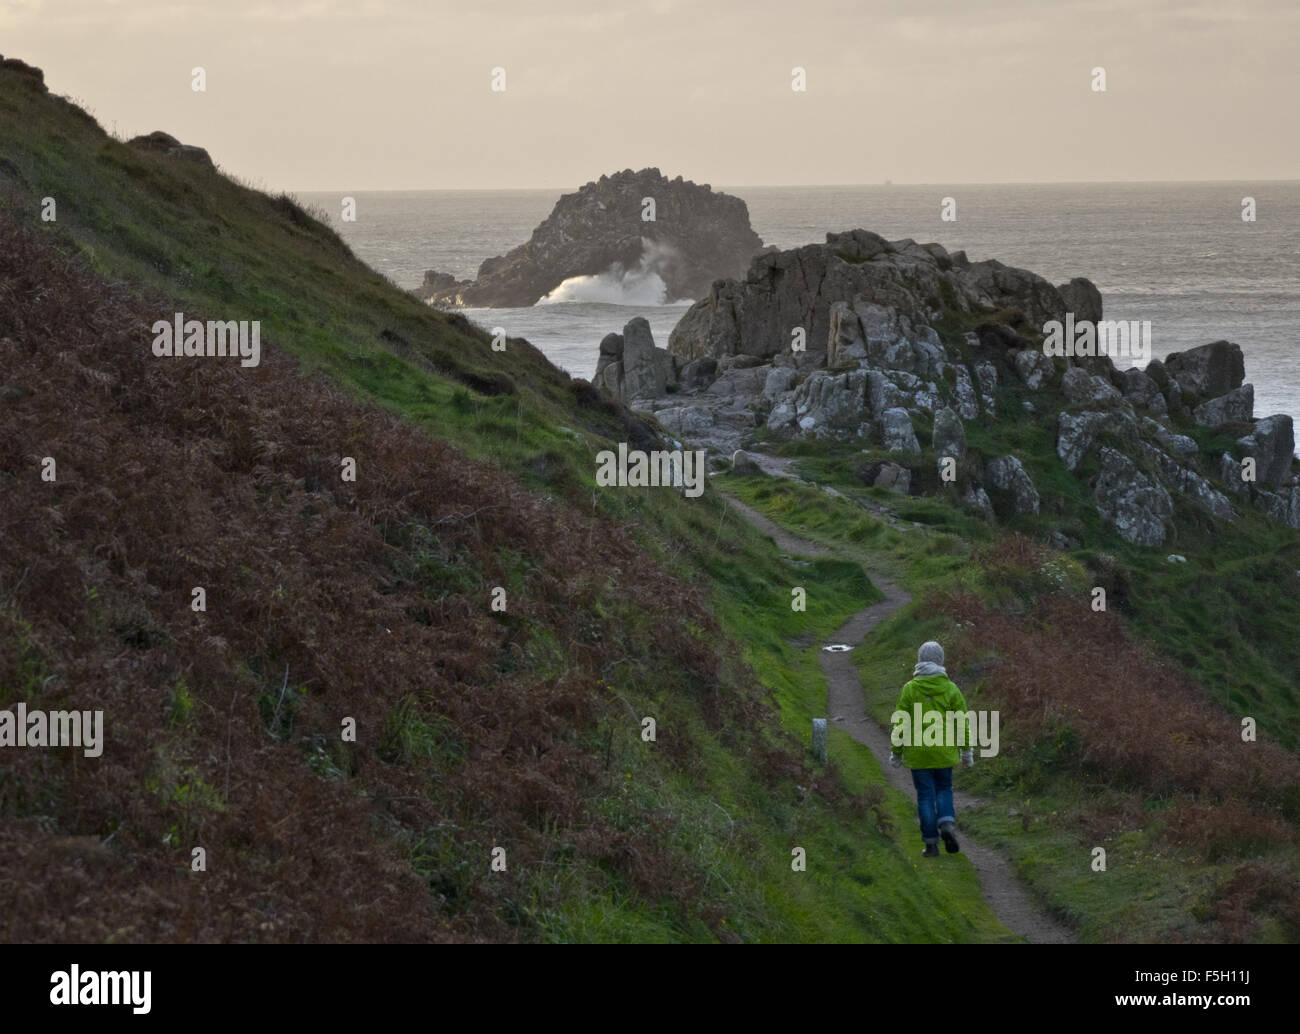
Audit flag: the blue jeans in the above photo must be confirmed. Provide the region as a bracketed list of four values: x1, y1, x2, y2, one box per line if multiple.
[911, 767, 955, 844]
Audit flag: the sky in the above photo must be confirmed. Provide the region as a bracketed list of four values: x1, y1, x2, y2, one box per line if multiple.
[3, 0, 1297, 192]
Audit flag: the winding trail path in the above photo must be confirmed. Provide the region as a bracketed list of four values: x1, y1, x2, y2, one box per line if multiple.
[723, 494, 1073, 944]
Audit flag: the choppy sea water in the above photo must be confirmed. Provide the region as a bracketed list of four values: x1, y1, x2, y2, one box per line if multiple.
[298, 183, 1299, 437]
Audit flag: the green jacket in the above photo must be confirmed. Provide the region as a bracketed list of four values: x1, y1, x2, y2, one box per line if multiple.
[891, 674, 973, 770]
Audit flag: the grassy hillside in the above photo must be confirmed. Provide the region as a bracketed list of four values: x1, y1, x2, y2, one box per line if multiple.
[0, 58, 1010, 942]
[722, 414, 1300, 942]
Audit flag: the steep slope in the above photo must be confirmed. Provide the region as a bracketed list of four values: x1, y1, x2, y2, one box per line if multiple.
[0, 58, 1010, 943]
[0, 210, 717, 939]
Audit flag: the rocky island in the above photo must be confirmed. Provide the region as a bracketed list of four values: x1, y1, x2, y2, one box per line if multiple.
[413, 168, 770, 307]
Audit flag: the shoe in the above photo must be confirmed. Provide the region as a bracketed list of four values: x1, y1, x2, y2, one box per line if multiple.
[921, 843, 940, 858]
[939, 820, 960, 854]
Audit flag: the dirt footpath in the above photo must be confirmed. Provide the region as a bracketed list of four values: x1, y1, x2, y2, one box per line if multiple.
[725, 495, 1074, 944]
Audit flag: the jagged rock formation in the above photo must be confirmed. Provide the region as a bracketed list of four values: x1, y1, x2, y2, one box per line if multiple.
[1094, 448, 1175, 547]
[414, 168, 769, 307]
[1165, 340, 1245, 400]
[1238, 415, 1296, 487]
[667, 229, 1082, 363]
[589, 230, 1300, 546]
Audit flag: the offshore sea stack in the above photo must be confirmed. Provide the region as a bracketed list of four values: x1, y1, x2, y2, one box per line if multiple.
[414, 168, 770, 307]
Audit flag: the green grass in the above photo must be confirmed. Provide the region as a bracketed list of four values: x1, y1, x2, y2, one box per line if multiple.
[732, 457, 1300, 943]
[9, 63, 1294, 943]
[0, 67, 1016, 942]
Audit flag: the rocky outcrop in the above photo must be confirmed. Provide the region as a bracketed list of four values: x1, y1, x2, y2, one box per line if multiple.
[763, 366, 797, 398]
[963, 259, 1072, 328]
[667, 229, 1087, 363]
[1056, 277, 1104, 325]
[1121, 368, 1167, 415]
[1133, 441, 1235, 521]
[1164, 341, 1245, 403]
[585, 224, 1298, 549]
[1192, 384, 1253, 427]
[127, 130, 214, 167]
[858, 459, 913, 494]
[826, 300, 947, 373]
[679, 356, 719, 392]
[868, 367, 949, 417]
[1142, 417, 1197, 457]
[621, 317, 674, 399]
[879, 408, 921, 455]
[871, 462, 912, 494]
[1014, 349, 1055, 390]
[932, 407, 966, 462]
[1143, 359, 1187, 418]
[987, 455, 1041, 516]
[1057, 410, 1121, 472]
[594, 318, 679, 404]
[1094, 448, 1174, 546]
[1236, 415, 1295, 488]
[414, 168, 768, 307]
[789, 369, 872, 439]
[1062, 367, 1122, 406]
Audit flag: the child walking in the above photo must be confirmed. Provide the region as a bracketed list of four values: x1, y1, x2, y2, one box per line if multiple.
[889, 641, 974, 858]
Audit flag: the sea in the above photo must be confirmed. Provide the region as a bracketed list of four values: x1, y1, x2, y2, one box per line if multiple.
[298, 183, 1299, 437]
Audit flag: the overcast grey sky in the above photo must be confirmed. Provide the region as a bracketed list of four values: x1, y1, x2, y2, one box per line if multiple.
[4, 0, 1297, 191]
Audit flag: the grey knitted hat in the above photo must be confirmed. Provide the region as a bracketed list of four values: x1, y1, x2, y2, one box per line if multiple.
[917, 641, 945, 665]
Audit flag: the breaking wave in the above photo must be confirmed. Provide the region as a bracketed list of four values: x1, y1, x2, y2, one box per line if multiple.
[539, 239, 688, 306]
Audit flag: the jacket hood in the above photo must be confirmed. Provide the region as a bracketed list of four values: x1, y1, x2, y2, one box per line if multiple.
[909, 674, 954, 699]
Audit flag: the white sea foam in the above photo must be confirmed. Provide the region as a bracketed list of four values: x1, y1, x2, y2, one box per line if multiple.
[541, 266, 670, 305]
[539, 239, 689, 306]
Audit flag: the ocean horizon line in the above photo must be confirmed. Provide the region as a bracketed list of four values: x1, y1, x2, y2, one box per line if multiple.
[294, 179, 1300, 195]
